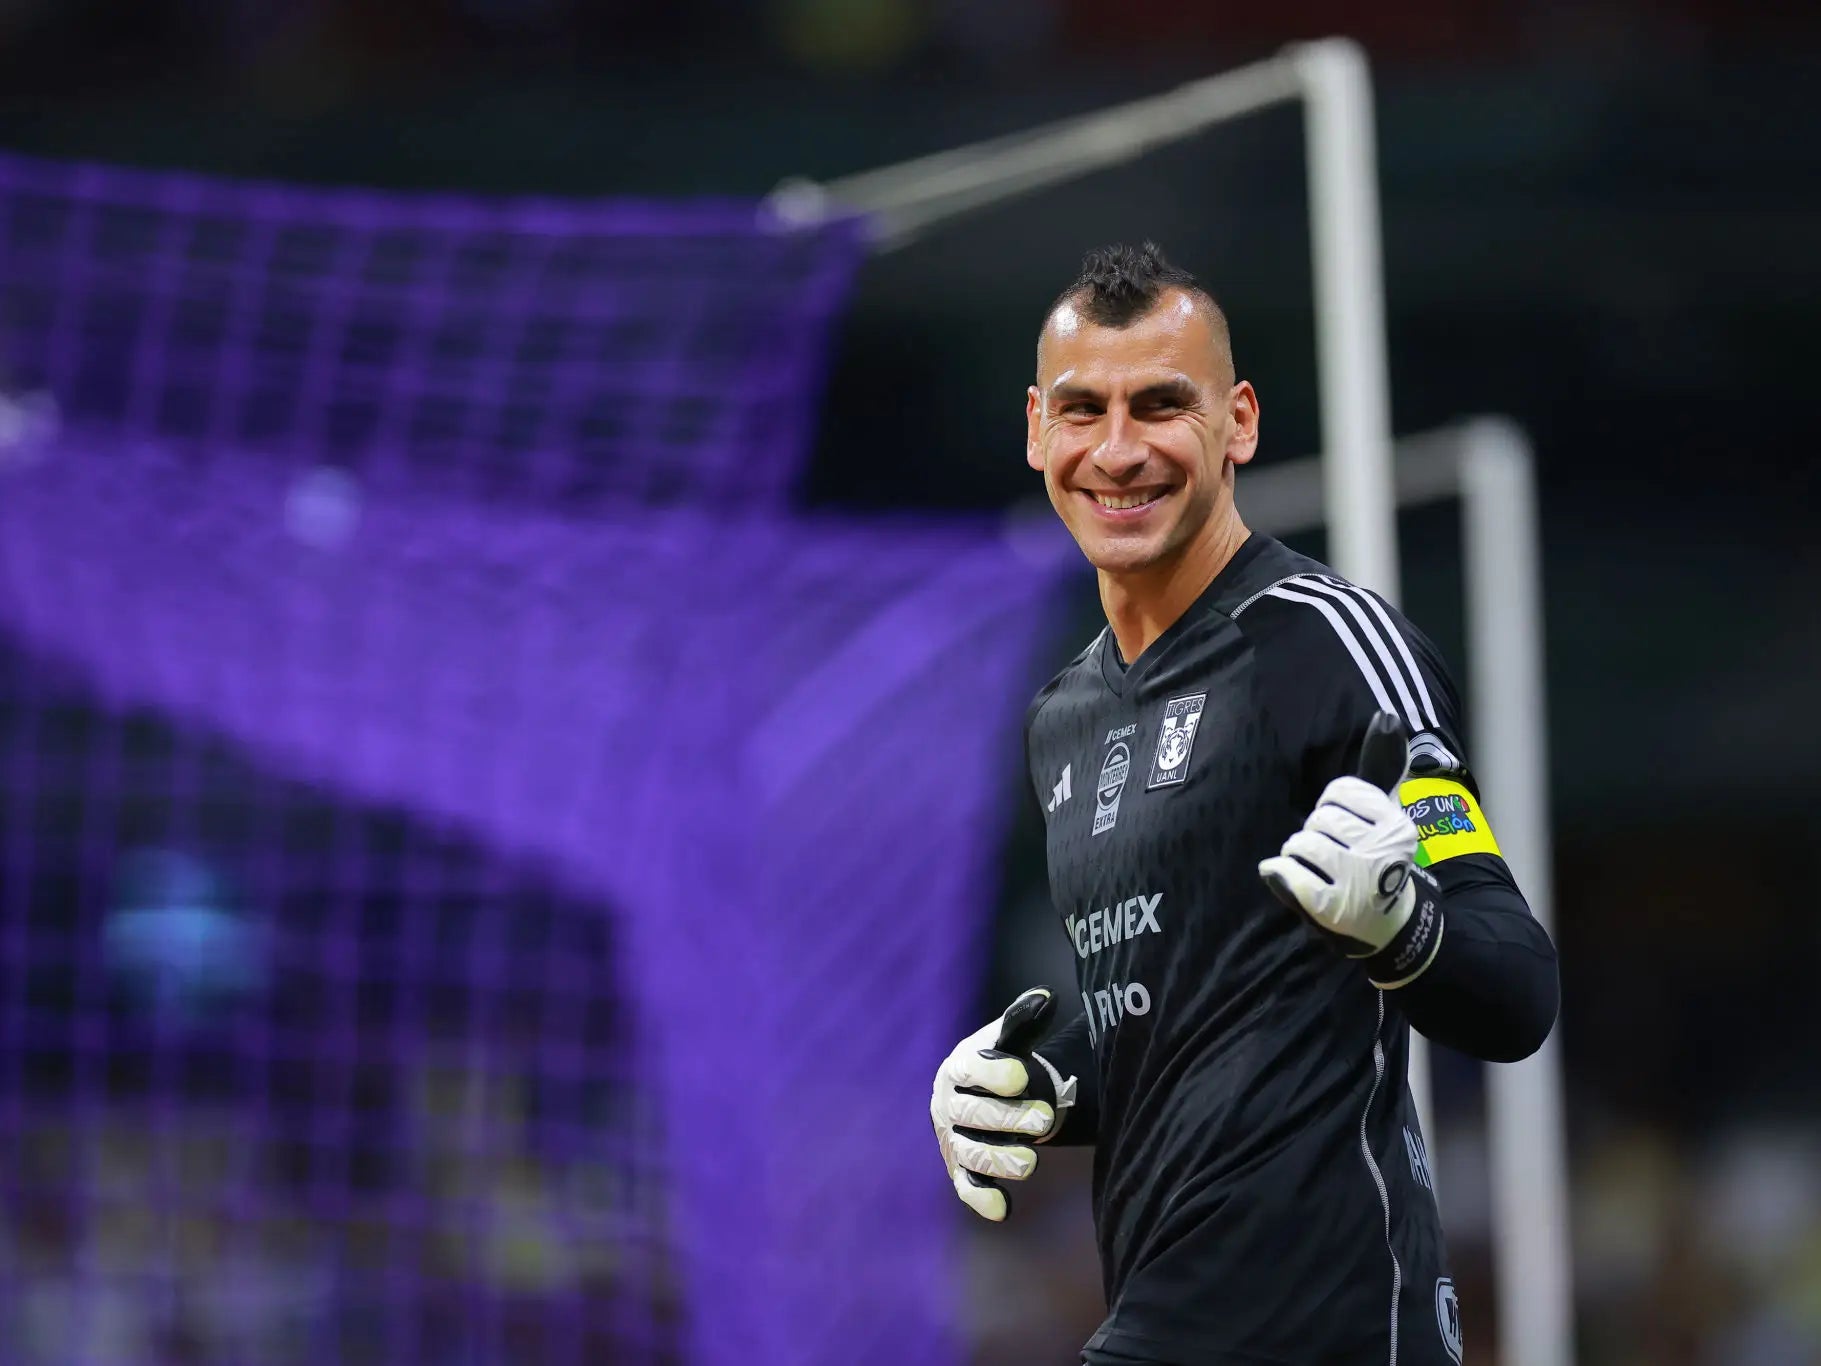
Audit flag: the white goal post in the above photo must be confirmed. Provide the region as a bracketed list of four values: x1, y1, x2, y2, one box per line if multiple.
[772, 42, 1573, 1365]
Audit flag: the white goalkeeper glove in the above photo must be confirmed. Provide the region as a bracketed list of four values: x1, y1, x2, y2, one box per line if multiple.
[930, 987, 1077, 1222]
[1259, 713, 1445, 988]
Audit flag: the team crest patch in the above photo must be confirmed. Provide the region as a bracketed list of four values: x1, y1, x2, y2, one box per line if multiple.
[1092, 741, 1131, 836]
[1435, 1278, 1463, 1363]
[1146, 693, 1207, 789]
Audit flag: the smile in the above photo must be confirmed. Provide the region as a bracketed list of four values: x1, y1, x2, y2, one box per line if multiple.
[1086, 489, 1169, 512]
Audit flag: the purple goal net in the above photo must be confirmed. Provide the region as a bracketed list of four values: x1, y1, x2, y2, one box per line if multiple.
[0, 151, 862, 509]
[0, 155, 1074, 1366]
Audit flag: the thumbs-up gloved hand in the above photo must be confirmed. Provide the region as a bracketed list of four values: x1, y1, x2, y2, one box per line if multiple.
[930, 986, 1078, 1222]
[1258, 712, 1445, 988]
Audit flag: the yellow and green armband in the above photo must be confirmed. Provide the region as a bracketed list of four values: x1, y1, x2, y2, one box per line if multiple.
[1399, 778, 1501, 868]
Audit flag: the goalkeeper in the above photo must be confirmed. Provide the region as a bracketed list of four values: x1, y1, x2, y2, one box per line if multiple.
[931, 244, 1558, 1365]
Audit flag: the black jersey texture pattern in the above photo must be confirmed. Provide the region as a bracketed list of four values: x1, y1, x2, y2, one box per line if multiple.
[1024, 534, 1554, 1365]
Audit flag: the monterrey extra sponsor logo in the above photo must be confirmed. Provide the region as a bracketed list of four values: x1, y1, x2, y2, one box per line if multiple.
[1097, 743, 1129, 807]
[1092, 741, 1130, 837]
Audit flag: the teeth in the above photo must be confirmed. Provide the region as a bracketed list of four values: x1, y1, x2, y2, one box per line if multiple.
[1094, 491, 1162, 511]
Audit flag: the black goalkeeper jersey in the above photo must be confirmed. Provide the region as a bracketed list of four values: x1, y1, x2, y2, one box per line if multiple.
[1023, 534, 1557, 1366]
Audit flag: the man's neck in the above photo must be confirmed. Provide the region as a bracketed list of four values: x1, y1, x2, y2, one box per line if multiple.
[1100, 512, 1252, 668]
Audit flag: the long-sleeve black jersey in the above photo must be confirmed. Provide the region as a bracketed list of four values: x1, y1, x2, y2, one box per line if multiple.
[1022, 533, 1558, 1366]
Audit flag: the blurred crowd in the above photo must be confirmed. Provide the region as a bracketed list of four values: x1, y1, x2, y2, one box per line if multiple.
[0, 0, 1813, 88]
[961, 1120, 1821, 1366]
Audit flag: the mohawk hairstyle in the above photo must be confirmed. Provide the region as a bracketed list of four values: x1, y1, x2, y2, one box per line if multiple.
[1039, 241, 1232, 378]
[1054, 240, 1208, 328]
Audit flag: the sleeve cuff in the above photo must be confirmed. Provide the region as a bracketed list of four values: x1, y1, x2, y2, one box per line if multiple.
[1027, 1050, 1077, 1143]
[1368, 868, 1446, 989]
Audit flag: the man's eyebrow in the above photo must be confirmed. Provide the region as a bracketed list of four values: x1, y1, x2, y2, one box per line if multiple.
[1132, 377, 1201, 403]
[1047, 376, 1203, 404]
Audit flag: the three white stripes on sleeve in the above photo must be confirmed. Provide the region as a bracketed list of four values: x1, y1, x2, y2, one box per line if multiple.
[1244, 575, 1439, 733]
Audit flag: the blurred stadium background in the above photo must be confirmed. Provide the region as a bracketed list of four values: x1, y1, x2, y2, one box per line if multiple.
[0, 3, 1817, 1364]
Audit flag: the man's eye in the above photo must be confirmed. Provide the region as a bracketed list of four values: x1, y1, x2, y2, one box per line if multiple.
[1061, 403, 1100, 418]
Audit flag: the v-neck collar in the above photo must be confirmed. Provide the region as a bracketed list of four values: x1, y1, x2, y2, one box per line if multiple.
[1099, 532, 1270, 697]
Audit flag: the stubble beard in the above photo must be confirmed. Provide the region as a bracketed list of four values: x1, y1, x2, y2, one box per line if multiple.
[1080, 480, 1220, 581]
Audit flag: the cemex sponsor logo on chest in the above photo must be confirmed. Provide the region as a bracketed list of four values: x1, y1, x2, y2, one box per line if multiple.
[1069, 893, 1164, 1046]
[1065, 893, 1162, 960]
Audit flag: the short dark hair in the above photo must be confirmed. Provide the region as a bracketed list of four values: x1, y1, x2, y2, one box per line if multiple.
[1041, 241, 1231, 371]
[1052, 241, 1207, 327]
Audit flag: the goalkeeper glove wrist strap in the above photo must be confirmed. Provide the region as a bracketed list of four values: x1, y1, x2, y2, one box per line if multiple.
[1366, 867, 1446, 990]
[1026, 1051, 1077, 1143]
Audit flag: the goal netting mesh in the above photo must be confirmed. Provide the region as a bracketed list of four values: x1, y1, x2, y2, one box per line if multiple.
[0, 152, 1069, 1366]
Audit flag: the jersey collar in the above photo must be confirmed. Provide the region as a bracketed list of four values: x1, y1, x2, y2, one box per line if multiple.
[1100, 532, 1275, 696]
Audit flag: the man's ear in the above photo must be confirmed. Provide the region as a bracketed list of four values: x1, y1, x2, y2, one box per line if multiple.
[1226, 380, 1260, 468]
[1026, 385, 1045, 471]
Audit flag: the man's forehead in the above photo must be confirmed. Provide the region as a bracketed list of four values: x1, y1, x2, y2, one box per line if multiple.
[1038, 291, 1226, 382]
[1050, 299, 1085, 341]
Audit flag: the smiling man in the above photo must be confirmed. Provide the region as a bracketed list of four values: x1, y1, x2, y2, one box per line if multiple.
[929, 244, 1560, 1365]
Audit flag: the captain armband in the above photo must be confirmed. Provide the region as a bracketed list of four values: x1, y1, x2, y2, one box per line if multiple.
[1398, 778, 1501, 868]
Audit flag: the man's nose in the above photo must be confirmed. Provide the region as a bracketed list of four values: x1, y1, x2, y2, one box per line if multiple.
[1092, 410, 1147, 478]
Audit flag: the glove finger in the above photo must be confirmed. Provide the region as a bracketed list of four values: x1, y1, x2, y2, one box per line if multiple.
[1307, 802, 1373, 847]
[947, 1050, 1030, 1098]
[952, 1131, 1037, 1181]
[936, 1019, 1000, 1088]
[1259, 853, 1333, 917]
[1318, 776, 1400, 824]
[948, 1017, 1002, 1062]
[1355, 712, 1409, 792]
[951, 1091, 1055, 1137]
[1282, 828, 1346, 872]
[994, 987, 1056, 1053]
[953, 1166, 1008, 1222]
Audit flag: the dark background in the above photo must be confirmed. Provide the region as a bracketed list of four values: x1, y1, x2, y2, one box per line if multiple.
[2, 2, 1817, 1360]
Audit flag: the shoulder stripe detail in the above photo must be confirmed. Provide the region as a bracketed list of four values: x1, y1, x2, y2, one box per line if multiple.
[1231, 574, 1306, 620]
[1263, 583, 1404, 724]
[1315, 577, 1439, 729]
[1281, 576, 1427, 731]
